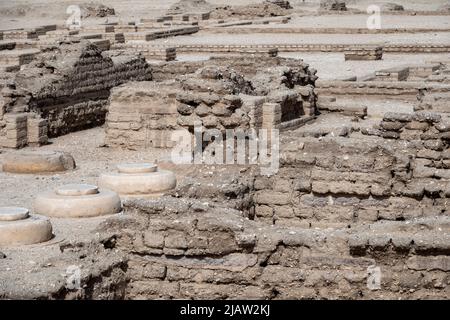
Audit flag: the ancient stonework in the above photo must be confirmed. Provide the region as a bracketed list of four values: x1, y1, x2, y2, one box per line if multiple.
[0, 0, 449, 302]
[105, 56, 317, 149]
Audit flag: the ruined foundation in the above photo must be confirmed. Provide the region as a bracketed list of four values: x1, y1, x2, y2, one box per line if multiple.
[0, 0, 449, 301]
[1, 151, 75, 174]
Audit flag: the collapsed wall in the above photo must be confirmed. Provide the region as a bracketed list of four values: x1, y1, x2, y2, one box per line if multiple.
[1, 106, 449, 299]
[0, 40, 151, 148]
[95, 110, 450, 300]
[209, 2, 292, 19]
[105, 56, 318, 149]
[257, 111, 450, 226]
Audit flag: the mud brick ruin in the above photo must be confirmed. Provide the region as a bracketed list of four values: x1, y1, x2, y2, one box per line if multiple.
[0, 0, 449, 301]
[105, 56, 317, 149]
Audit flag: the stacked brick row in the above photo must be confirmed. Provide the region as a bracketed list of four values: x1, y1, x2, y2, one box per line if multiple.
[143, 47, 177, 61]
[3, 30, 38, 40]
[266, 0, 292, 9]
[316, 80, 441, 98]
[0, 113, 47, 148]
[344, 46, 383, 61]
[105, 57, 318, 149]
[0, 40, 152, 141]
[168, 44, 450, 54]
[102, 197, 449, 299]
[0, 49, 40, 66]
[0, 114, 28, 148]
[319, 0, 347, 11]
[254, 113, 450, 227]
[362, 111, 449, 141]
[417, 91, 450, 113]
[375, 67, 409, 81]
[124, 26, 199, 41]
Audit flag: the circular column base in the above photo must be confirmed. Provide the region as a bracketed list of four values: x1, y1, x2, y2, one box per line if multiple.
[33, 184, 122, 218]
[98, 163, 177, 196]
[2, 151, 76, 174]
[0, 207, 53, 247]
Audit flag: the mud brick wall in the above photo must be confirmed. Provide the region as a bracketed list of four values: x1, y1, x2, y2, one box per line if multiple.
[0, 41, 15, 51]
[254, 113, 450, 227]
[0, 49, 40, 66]
[408, 64, 441, 80]
[105, 82, 179, 149]
[261, 90, 315, 131]
[320, 0, 347, 11]
[106, 81, 315, 149]
[106, 57, 317, 149]
[101, 197, 449, 299]
[40, 97, 110, 137]
[416, 91, 450, 113]
[316, 80, 450, 99]
[105, 79, 254, 149]
[268, 0, 292, 9]
[3, 30, 38, 40]
[210, 26, 450, 35]
[112, 43, 177, 61]
[173, 44, 450, 54]
[0, 112, 48, 148]
[150, 60, 205, 81]
[144, 47, 176, 61]
[124, 26, 199, 41]
[375, 67, 409, 81]
[133, 47, 176, 62]
[102, 32, 125, 44]
[1, 41, 152, 139]
[27, 116, 48, 146]
[39, 30, 80, 41]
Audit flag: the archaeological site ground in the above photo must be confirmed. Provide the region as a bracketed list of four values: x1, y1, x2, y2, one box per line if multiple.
[0, 0, 449, 302]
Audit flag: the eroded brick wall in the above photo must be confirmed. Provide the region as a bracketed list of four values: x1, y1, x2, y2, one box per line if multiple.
[101, 196, 449, 300]
[0, 40, 152, 145]
[255, 112, 450, 227]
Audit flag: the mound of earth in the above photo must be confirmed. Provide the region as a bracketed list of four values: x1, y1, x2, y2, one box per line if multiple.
[381, 3, 405, 11]
[0, 5, 32, 17]
[210, 3, 291, 19]
[167, 0, 214, 15]
[319, 0, 347, 11]
[80, 2, 115, 18]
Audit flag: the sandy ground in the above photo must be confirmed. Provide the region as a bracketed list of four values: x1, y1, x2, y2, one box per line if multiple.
[153, 31, 450, 46]
[0, 0, 259, 29]
[280, 52, 450, 80]
[251, 14, 450, 29]
[177, 52, 450, 80]
[0, 98, 417, 212]
[0, 0, 449, 29]
[0, 127, 176, 209]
